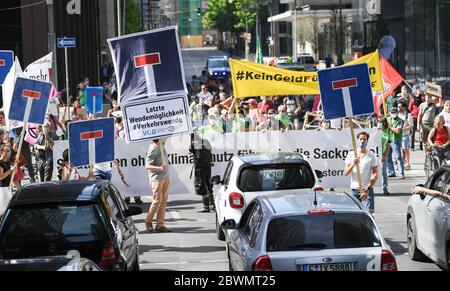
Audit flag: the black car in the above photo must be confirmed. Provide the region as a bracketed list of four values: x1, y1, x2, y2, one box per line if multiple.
[206, 56, 231, 82]
[0, 181, 142, 271]
[0, 255, 103, 271]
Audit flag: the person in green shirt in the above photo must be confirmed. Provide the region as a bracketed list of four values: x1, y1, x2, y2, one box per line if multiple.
[387, 108, 405, 179]
[78, 82, 87, 108]
[379, 117, 392, 195]
[275, 105, 290, 132]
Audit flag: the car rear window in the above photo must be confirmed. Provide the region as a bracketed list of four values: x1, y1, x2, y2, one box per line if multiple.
[0, 204, 105, 242]
[266, 213, 381, 251]
[298, 56, 314, 64]
[209, 59, 229, 68]
[238, 164, 315, 192]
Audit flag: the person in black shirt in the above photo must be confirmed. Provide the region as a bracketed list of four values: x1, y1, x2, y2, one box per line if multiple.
[35, 124, 54, 182]
[189, 134, 215, 213]
[0, 145, 16, 217]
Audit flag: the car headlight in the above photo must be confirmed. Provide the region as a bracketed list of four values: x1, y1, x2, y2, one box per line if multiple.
[214, 72, 219, 76]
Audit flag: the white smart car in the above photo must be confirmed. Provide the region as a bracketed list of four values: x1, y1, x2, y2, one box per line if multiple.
[212, 153, 324, 241]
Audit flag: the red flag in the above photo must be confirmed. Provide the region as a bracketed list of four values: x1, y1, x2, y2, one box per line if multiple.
[380, 56, 403, 97]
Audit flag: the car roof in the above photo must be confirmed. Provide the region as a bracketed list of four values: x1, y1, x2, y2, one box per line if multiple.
[237, 153, 307, 165]
[261, 191, 363, 215]
[9, 180, 107, 207]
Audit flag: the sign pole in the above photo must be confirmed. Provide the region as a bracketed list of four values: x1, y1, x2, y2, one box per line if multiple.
[348, 118, 364, 194]
[9, 123, 27, 191]
[65, 44, 71, 121]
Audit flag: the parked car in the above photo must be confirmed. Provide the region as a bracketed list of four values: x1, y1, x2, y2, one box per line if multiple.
[0, 255, 103, 271]
[0, 181, 142, 271]
[407, 166, 450, 270]
[221, 191, 397, 271]
[212, 153, 324, 241]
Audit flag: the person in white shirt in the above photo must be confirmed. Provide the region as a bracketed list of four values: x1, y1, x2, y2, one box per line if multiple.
[398, 102, 414, 169]
[344, 132, 379, 214]
[439, 100, 450, 127]
[197, 85, 213, 104]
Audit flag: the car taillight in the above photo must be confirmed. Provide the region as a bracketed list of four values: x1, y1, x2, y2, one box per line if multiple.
[100, 241, 118, 268]
[252, 255, 272, 271]
[308, 209, 334, 214]
[381, 250, 397, 272]
[229, 192, 244, 209]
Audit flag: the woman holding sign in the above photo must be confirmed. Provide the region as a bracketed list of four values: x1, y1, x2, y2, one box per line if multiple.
[344, 132, 379, 214]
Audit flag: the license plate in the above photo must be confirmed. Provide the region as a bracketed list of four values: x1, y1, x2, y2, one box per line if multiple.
[302, 263, 354, 272]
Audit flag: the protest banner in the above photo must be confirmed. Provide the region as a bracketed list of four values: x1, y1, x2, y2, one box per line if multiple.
[230, 51, 383, 98]
[53, 130, 381, 197]
[107, 26, 187, 104]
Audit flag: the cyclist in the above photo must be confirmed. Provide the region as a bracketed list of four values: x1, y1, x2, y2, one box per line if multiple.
[427, 115, 450, 165]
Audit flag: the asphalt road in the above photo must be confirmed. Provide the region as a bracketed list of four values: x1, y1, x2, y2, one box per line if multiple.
[132, 48, 441, 271]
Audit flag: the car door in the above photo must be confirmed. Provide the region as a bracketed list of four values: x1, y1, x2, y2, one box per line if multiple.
[229, 201, 264, 271]
[420, 170, 450, 256]
[217, 161, 234, 221]
[101, 187, 130, 267]
[109, 184, 137, 268]
[429, 182, 450, 263]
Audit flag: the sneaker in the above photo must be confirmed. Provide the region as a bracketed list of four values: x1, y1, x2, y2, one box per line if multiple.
[388, 174, 396, 178]
[399, 175, 405, 180]
[198, 208, 211, 213]
[383, 189, 390, 195]
[405, 165, 411, 170]
[155, 226, 172, 233]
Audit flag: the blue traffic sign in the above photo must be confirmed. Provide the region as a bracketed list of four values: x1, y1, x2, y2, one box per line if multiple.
[57, 37, 76, 48]
[86, 87, 103, 114]
[0, 50, 14, 86]
[68, 118, 115, 167]
[9, 77, 52, 124]
[318, 63, 374, 120]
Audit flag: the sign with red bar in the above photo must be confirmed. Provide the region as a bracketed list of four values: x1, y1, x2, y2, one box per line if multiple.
[81, 130, 103, 140]
[134, 53, 161, 68]
[22, 89, 41, 100]
[332, 78, 358, 90]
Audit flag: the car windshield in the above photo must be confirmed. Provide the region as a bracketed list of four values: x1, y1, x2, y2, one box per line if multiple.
[298, 56, 314, 64]
[209, 59, 229, 68]
[0, 204, 104, 242]
[238, 164, 315, 192]
[266, 213, 381, 251]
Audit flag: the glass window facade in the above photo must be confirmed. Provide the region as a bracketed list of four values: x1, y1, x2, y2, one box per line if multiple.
[405, 0, 450, 83]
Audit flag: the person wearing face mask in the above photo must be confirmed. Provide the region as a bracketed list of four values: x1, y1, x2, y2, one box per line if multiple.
[398, 102, 413, 169]
[378, 118, 392, 195]
[397, 85, 412, 105]
[387, 108, 405, 179]
[197, 114, 224, 135]
[344, 132, 379, 213]
[418, 95, 440, 152]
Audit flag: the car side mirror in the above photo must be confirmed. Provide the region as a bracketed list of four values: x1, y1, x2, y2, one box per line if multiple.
[124, 206, 142, 217]
[315, 170, 324, 179]
[211, 175, 222, 185]
[220, 219, 237, 230]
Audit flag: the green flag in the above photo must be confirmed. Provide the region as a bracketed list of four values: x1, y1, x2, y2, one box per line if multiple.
[256, 36, 263, 64]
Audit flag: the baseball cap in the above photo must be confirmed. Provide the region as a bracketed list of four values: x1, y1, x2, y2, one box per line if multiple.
[390, 108, 398, 113]
[246, 98, 257, 104]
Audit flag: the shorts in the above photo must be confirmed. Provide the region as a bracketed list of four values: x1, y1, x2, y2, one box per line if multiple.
[402, 135, 411, 150]
[420, 125, 432, 144]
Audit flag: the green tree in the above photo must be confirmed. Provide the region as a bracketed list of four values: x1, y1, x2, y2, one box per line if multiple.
[233, 0, 258, 30]
[202, 0, 236, 32]
[125, 0, 141, 34]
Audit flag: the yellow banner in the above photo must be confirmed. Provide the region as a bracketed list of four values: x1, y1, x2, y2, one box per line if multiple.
[230, 51, 383, 98]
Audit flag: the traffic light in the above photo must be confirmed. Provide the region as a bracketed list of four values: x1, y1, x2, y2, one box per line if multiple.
[197, 8, 201, 16]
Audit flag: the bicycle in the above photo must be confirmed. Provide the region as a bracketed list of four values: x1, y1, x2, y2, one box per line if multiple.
[424, 145, 442, 179]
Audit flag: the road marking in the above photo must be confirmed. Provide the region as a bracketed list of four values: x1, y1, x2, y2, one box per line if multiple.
[170, 210, 181, 220]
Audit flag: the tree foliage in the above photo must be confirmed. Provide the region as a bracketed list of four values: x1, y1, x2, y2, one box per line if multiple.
[125, 0, 141, 34]
[202, 0, 237, 32]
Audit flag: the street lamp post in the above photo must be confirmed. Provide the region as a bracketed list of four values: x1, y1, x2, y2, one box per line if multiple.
[245, 17, 249, 60]
[293, 0, 297, 60]
[188, 18, 191, 48]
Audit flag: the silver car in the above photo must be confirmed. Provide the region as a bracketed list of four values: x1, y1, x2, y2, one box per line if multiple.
[407, 166, 450, 270]
[222, 191, 397, 271]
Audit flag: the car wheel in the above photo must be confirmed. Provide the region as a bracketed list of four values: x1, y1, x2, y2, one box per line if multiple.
[216, 212, 225, 241]
[407, 217, 427, 261]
